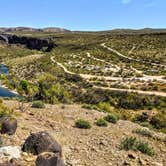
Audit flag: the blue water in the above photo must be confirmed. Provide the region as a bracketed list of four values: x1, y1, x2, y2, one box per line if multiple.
[0, 64, 18, 98]
[0, 87, 18, 98]
[0, 64, 9, 75]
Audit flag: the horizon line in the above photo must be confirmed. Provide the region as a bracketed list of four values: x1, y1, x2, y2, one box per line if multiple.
[1, 26, 166, 32]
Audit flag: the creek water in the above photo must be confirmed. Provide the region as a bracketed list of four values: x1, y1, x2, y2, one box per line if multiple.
[0, 64, 18, 97]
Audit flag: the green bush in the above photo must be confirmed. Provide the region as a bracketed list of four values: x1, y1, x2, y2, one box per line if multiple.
[136, 140, 154, 156]
[119, 110, 133, 121]
[104, 114, 118, 124]
[134, 128, 152, 137]
[150, 112, 166, 129]
[82, 104, 98, 110]
[121, 137, 136, 151]
[95, 118, 108, 127]
[31, 101, 45, 108]
[75, 119, 91, 129]
[38, 81, 71, 104]
[139, 122, 153, 129]
[97, 102, 113, 112]
[121, 137, 154, 156]
[0, 104, 12, 118]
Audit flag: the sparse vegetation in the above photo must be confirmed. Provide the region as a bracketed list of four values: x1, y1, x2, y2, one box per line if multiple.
[31, 101, 45, 108]
[0, 103, 12, 118]
[150, 111, 166, 130]
[121, 137, 154, 156]
[133, 128, 153, 137]
[0, 29, 165, 165]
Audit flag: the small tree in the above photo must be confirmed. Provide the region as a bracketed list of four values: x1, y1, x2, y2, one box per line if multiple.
[17, 80, 39, 112]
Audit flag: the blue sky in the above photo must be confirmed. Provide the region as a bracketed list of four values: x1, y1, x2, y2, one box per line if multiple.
[0, 0, 165, 31]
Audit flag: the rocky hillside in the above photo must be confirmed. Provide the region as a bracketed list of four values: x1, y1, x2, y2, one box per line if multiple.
[0, 100, 165, 166]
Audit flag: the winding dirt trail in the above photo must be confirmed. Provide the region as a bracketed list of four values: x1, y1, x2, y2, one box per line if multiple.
[86, 52, 166, 83]
[101, 43, 166, 68]
[101, 43, 166, 83]
[50, 56, 166, 97]
[93, 86, 166, 97]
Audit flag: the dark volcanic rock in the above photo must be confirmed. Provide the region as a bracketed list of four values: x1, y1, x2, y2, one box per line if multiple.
[22, 131, 62, 156]
[0, 117, 17, 135]
[0, 34, 54, 52]
[35, 152, 66, 166]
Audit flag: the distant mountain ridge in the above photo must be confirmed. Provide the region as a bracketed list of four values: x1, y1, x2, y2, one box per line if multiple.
[107, 28, 166, 34]
[0, 27, 70, 33]
[0, 27, 166, 34]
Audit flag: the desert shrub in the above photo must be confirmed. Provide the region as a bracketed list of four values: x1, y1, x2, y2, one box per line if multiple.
[19, 80, 29, 93]
[0, 104, 12, 118]
[150, 112, 166, 129]
[133, 112, 149, 123]
[120, 110, 133, 120]
[136, 140, 154, 156]
[104, 114, 118, 124]
[81, 89, 166, 110]
[159, 128, 166, 134]
[64, 73, 83, 82]
[95, 118, 108, 127]
[31, 101, 45, 108]
[121, 137, 136, 151]
[0, 98, 3, 104]
[82, 104, 98, 110]
[97, 102, 115, 113]
[117, 93, 151, 110]
[134, 128, 152, 137]
[38, 81, 71, 104]
[75, 119, 91, 129]
[121, 137, 154, 156]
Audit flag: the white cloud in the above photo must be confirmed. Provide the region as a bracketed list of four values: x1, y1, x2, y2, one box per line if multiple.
[121, 0, 132, 4]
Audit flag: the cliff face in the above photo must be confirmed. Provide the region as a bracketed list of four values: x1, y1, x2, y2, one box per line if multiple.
[0, 34, 55, 52]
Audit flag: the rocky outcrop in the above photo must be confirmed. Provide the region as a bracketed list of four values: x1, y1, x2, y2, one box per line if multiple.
[22, 131, 62, 156]
[36, 152, 66, 166]
[0, 34, 54, 52]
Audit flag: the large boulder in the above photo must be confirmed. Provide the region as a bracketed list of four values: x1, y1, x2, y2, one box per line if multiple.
[22, 131, 62, 156]
[0, 117, 17, 135]
[35, 152, 66, 166]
